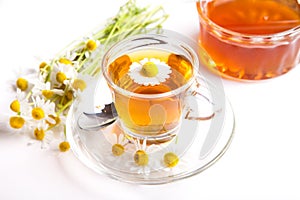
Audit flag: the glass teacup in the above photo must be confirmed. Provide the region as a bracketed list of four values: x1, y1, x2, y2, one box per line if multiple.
[101, 32, 199, 142]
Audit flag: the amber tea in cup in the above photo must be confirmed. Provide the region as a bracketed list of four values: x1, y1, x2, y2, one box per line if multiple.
[197, 0, 300, 80]
[102, 34, 198, 141]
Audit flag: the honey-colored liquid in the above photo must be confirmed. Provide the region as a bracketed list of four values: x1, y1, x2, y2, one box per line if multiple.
[197, 0, 300, 80]
[108, 50, 193, 136]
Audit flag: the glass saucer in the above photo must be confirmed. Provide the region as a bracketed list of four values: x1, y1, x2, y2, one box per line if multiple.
[66, 75, 235, 184]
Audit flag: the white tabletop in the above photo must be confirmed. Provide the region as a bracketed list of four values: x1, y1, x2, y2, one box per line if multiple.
[1, 0, 300, 199]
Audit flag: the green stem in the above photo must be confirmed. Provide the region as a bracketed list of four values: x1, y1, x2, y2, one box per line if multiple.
[80, 3, 168, 76]
[56, 99, 73, 116]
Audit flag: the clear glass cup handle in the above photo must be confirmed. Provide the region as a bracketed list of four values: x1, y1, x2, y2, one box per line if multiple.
[184, 76, 219, 122]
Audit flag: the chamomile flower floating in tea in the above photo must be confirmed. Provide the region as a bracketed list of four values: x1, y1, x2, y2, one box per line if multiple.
[129, 58, 172, 86]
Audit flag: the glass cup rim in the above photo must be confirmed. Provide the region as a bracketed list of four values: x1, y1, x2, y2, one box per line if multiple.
[197, 0, 300, 43]
[101, 33, 199, 99]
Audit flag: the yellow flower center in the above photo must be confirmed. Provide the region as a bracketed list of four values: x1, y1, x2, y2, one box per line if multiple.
[39, 62, 48, 69]
[56, 72, 67, 84]
[32, 107, 45, 120]
[59, 58, 72, 65]
[16, 78, 28, 91]
[163, 152, 179, 168]
[141, 62, 158, 77]
[9, 116, 25, 129]
[46, 115, 60, 127]
[86, 39, 97, 51]
[112, 144, 125, 156]
[72, 79, 86, 91]
[66, 90, 73, 100]
[10, 100, 20, 113]
[134, 150, 149, 166]
[34, 128, 45, 140]
[42, 90, 54, 99]
[59, 141, 70, 152]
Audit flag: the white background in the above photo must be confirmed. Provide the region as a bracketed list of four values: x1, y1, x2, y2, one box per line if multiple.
[1, 0, 300, 199]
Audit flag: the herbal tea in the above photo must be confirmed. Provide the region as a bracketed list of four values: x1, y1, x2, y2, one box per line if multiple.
[107, 50, 193, 136]
[197, 0, 300, 80]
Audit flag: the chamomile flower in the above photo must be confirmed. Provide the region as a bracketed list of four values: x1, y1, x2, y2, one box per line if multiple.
[62, 50, 78, 64]
[15, 74, 38, 93]
[69, 73, 92, 94]
[71, 79, 87, 92]
[129, 58, 172, 86]
[31, 96, 56, 124]
[10, 89, 31, 115]
[16, 77, 29, 91]
[158, 142, 191, 175]
[81, 43, 104, 74]
[8, 113, 32, 135]
[109, 133, 128, 156]
[67, 37, 100, 62]
[27, 120, 54, 149]
[161, 146, 180, 168]
[51, 62, 78, 86]
[133, 138, 159, 165]
[32, 120, 49, 141]
[31, 80, 64, 99]
[100, 127, 132, 169]
[48, 115, 65, 137]
[9, 89, 32, 130]
[105, 133, 129, 156]
[129, 138, 160, 175]
[38, 61, 52, 81]
[112, 134, 128, 156]
[85, 38, 99, 53]
[10, 67, 38, 92]
[9, 116, 26, 129]
[59, 141, 70, 152]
